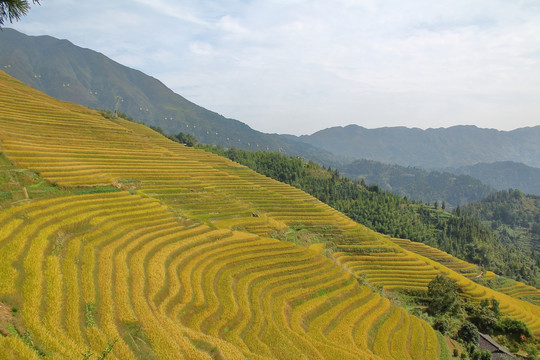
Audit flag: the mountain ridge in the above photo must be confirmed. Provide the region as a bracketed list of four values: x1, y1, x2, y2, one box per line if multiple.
[450, 161, 540, 195]
[339, 158, 496, 207]
[296, 124, 540, 169]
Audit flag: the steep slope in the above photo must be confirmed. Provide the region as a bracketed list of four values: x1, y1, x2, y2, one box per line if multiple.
[296, 124, 540, 169]
[0, 28, 339, 165]
[0, 71, 539, 359]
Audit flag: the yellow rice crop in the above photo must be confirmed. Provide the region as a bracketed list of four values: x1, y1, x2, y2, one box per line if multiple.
[2, 71, 536, 359]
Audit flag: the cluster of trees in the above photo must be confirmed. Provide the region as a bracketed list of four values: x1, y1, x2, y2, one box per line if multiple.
[99, 109, 135, 122]
[461, 189, 540, 255]
[200, 145, 539, 286]
[168, 132, 197, 147]
[224, 148, 304, 183]
[147, 126, 197, 147]
[341, 159, 494, 207]
[425, 275, 537, 359]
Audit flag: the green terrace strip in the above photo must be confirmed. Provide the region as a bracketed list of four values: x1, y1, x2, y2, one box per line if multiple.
[0, 70, 539, 358]
[0, 152, 121, 210]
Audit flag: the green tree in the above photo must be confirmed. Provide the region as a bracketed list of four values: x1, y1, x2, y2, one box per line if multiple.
[458, 321, 479, 345]
[464, 301, 498, 334]
[427, 275, 459, 315]
[494, 317, 532, 341]
[471, 349, 492, 360]
[174, 132, 197, 147]
[0, 0, 40, 26]
[225, 147, 239, 162]
[491, 298, 500, 317]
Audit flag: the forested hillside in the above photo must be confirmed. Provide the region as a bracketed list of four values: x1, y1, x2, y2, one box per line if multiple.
[451, 162, 540, 196]
[461, 189, 540, 254]
[340, 159, 494, 207]
[201, 145, 539, 286]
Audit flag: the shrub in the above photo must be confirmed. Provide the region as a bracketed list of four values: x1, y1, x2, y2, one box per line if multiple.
[85, 303, 97, 327]
[494, 317, 532, 340]
[433, 317, 451, 334]
[427, 275, 459, 316]
[471, 349, 491, 360]
[464, 302, 498, 334]
[458, 321, 479, 345]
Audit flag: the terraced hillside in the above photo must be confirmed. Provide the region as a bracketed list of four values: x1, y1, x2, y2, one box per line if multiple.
[390, 238, 483, 280]
[391, 238, 540, 315]
[487, 277, 540, 307]
[0, 70, 538, 359]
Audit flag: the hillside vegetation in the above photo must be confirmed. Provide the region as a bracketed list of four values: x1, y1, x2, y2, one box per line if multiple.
[340, 159, 495, 207]
[451, 161, 540, 196]
[461, 189, 540, 255]
[0, 71, 539, 359]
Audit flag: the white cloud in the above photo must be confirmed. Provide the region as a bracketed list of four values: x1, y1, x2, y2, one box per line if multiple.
[131, 0, 211, 27]
[189, 42, 214, 56]
[10, 0, 540, 134]
[216, 15, 248, 35]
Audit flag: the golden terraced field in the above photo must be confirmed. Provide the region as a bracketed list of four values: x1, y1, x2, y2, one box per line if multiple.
[0, 71, 539, 359]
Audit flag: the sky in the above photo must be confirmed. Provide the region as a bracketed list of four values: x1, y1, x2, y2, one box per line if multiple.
[10, 0, 540, 135]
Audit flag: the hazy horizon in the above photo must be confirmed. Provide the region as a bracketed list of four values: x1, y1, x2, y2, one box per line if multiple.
[9, 0, 540, 135]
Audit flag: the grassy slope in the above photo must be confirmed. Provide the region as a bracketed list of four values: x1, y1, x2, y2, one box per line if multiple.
[0, 71, 538, 359]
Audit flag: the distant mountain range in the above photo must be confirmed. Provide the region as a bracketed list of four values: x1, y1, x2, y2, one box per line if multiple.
[295, 124, 540, 169]
[2, 28, 539, 202]
[340, 160, 540, 204]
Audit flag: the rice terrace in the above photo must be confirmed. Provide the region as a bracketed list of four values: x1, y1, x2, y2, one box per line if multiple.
[0, 71, 539, 359]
